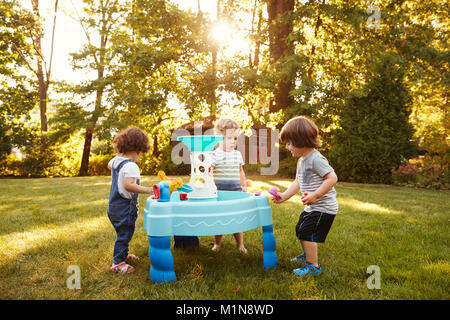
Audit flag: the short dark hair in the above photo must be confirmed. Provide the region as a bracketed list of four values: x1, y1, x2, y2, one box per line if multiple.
[113, 127, 150, 154]
[279, 116, 321, 148]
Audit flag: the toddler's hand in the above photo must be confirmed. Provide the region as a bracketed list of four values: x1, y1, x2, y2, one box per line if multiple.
[272, 192, 288, 204]
[301, 192, 317, 205]
[145, 187, 154, 194]
[242, 186, 247, 192]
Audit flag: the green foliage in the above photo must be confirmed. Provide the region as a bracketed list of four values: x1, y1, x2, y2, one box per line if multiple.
[0, 0, 35, 76]
[88, 154, 111, 176]
[282, 0, 449, 179]
[145, 144, 190, 176]
[0, 153, 22, 176]
[391, 161, 449, 190]
[0, 0, 38, 166]
[0, 0, 448, 183]
[1, 129, 84, 177]
[329, 54, 416, 183]
[20, 137, 59, 177]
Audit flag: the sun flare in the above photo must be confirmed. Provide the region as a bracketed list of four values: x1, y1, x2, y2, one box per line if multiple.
[210, 21, 250, 57]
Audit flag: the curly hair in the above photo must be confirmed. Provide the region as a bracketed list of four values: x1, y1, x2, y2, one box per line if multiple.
[113, 127, 150, 154]
[279, 116, 321, 148]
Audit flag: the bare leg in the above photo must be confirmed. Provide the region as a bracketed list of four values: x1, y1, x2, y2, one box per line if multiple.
[212, 235, 222, 251]
[300, 240, 319, 267]
[300, 239, 305, 254]
[233, 232, 247, 254]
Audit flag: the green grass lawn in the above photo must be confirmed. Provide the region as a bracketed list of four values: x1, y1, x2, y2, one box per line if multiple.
[0, 175, 449, 300]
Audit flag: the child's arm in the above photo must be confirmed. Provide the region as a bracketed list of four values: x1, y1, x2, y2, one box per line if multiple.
[240, 165, 247, 192]
[301, 171, 337, 205]
[124, 177, 153, 194]
[273, 179, 300, 203]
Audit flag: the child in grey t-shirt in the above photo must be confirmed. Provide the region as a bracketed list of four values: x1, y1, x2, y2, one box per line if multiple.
[273, 116, 338, 277]
[297, 150, 338, 215]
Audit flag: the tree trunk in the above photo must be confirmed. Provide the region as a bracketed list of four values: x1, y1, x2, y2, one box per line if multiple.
[210, 47, 217, 122]
[254, 6, 263, 68]
[152, 116, 162, 157]
[209, 0, 222, 122]
[78, 33, 106, 176]
[79, 127, 93, 176]
[152, 135, 159, 157]
[267, 0, 295, 113]
[31, 0, 48, 132]
[78, 81, 104, 176]
[307, 14, 322, 79]
[37, 58, 48, 132]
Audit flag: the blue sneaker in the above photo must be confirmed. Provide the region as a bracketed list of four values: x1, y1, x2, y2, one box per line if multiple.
[290, 253, 306, 264]
[293, 262, 322, 277]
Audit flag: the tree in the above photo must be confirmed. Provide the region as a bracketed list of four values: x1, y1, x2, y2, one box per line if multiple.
[8, 0, 59, 133]
[329, 54, 416, 183]
[266, 0, 295, 113]
[30, 0, 58, 133]
[278, 0, 448, 177]
[57, 0, 127, 176]
[0, 0, 37, 167]
[109, 0, 199, 147]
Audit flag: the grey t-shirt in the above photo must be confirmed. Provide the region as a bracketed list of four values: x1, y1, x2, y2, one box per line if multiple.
[296, 150, 338, 215]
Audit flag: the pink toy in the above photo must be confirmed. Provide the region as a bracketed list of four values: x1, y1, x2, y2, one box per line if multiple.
[254, 187, 281, 200]
[267, 187, 281, 200]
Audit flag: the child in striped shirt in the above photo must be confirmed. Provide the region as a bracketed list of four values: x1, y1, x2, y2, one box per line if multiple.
[273, 116, 338, 277]
[211, 118, 248, 254]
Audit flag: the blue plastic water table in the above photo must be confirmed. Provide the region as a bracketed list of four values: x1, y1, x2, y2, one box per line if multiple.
[142, 135, 278, 284]
[143, 191, 278, 284]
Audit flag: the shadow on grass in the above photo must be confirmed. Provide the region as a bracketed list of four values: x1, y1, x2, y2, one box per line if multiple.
[0, 198, 109, 237]
[0, 218, 294, 299]
[0, 176, 160, 237]
[0, 217, 117, 299]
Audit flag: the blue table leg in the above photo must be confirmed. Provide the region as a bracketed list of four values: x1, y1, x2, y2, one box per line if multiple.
[148, 236, 176, 284]
[262, 225, 278, 269]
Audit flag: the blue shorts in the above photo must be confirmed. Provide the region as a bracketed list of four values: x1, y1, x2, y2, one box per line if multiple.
[215, 180, 242, 192]
[296, 211, 335, 243]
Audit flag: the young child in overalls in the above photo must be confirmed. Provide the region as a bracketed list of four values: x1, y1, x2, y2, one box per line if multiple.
[107, 127, 153, 274]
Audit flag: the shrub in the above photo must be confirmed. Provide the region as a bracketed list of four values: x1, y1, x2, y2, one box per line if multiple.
[140, 144, 190, 176]
[0, 154, 23, 176]
[20, 137, 59, 177]
[329, 54, 416, 184]
[88, 154, 111, 176]
[392, 160, 449, 190]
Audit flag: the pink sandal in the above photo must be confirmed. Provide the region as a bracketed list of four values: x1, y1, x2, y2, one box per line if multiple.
[110, 261, 135, 274]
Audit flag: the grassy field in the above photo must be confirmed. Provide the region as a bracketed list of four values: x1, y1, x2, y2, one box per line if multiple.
[0, 175, 449, 300]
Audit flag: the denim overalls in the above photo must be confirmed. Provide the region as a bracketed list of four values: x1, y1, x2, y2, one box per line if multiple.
[107, 159, 139, 265]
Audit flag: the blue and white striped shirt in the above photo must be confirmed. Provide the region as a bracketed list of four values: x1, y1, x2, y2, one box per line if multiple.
[211, 148, 244, 182]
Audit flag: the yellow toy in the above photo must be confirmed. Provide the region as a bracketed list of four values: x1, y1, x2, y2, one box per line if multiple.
[158, 171, 183, 194]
